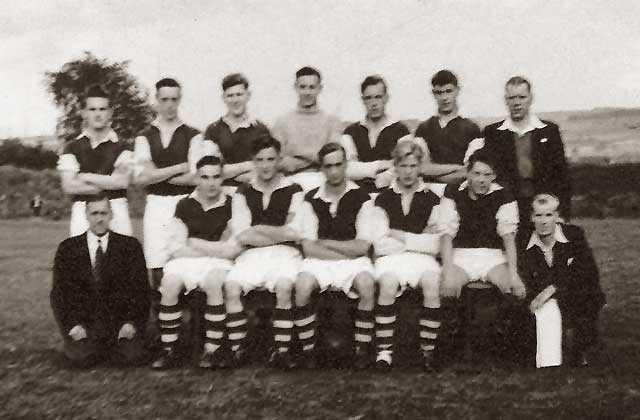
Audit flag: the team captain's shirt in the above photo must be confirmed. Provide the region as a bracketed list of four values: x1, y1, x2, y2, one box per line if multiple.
[439, 182, 519, 249]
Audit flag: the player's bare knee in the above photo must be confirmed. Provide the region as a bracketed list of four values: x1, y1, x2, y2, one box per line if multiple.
[295, 272, 317, 306]
[201, 269, 225, 295]
[274, 277, 294, 307]
[158, 274, 183, 302]
[224, 280, 243, 304]
[353, 272, 375, 302]
[420, 271, 440, 303]
[378, 274, 399, 304]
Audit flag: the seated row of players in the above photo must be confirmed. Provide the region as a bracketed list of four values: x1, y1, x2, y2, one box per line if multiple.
[151, 136, 532, 371]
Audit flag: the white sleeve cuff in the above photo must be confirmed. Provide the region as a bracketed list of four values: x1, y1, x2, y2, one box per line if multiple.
[497, 201, 519, 236]
[57, 153, 80, 173]
[436, 197, 459, 237]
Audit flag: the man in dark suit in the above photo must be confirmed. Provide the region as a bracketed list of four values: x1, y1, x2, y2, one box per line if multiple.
[518, 194, 605, 367]
[51, 194, 150, 368]
[470, 76, 570, 222]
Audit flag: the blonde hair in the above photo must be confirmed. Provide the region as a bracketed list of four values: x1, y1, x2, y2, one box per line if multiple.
[532, 193, 560, 212]
[392, 139, 424, 165]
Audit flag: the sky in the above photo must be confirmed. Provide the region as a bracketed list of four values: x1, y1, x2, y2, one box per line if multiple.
[1, 0, 639, 138]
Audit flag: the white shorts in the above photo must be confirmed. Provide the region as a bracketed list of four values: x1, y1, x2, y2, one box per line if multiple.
[143, 194, 186, 269]
[300, 257, 373, 298]
[288, 172, 325, 193]
[375, 252, 441, 296]
[69, 198, 132, 237]
[226, 245, 301, 294]
[453, 248, 507, 282]
[163, 256, 233, 294]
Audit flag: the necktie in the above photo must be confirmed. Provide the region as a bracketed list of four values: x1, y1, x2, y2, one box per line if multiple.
[94, 239, 105, 281]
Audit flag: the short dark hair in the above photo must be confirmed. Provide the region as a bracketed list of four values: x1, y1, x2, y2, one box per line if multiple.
[318, 142, 346, 165]
[251, 136, 281, 157]
[85, 193, 111, 208]
[360, 75, 387, 94]
[196, 155, 223, 170]
[431, 70, 458, 87]
[155, 78, 181, 91]
[296, 66, 321, 82]
[467, 149, 497, 172]
[82, 84, 110, 108]
[505, 76, 532, 93]
[222, 73, 249, 92]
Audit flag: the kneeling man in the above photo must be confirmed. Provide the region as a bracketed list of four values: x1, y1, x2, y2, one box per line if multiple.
[520, 194, 605, 368]
[439, 150, 526, 299]
[295, 142, 377, 369]
[225, 136, 305, 369]
[152, 155, 242, 369]
[371, 140, 442, 370]
[51, 194, 149, 368]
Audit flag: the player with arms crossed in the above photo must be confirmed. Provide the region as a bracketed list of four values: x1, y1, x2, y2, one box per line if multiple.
[294, 142, 377, 369]
[341, 75, 418, 192]
[272, 66, 343, 191]
[439, 150, 526, 302]
[224, 136, 304, 369]
[370, 140, 443, 371]
[414, 70, 481, 196]
[202, 73, 271, 187]
[151, 156, 242, 370]
[133, 78, 211, 287]
[58, 84, 134, 236]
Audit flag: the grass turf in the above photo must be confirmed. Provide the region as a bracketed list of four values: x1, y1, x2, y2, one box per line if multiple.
[0, 218, 639, 420]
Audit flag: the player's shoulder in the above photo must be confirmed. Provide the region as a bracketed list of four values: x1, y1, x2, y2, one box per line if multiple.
[111, 231, 143, 249]
[483, 120, 503, 132]
[443, 183, 461, 199]
[62, 136, 87, 154]
[304, 187, 320, 202]
[387, 120, 411, 136]
[414, 116, 438, 135]
[343, 121, 363, 135]
[492, 184, 516, 204]
[456, 116, 481, 132]
[561, 223, 586, 242]
[180, 123, 201, 137]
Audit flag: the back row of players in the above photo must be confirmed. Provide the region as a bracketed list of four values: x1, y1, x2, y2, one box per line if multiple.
[58, 68, 586, 370]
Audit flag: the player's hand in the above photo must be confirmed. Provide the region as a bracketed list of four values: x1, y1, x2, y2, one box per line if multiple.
[440, 267, 461, 298]
[388, 229, 406, 243]
[376, 160, 393, 173]
[510, 272, 526, 300]
[375, 169, 395, 189]
[68, 325, 87, 341]
[177, 162, 190, 174]
[279, 156, 304, 174]
[374, 237, 405, 255]
[234, 171, 254, 184]
[118, 323, 136, 340]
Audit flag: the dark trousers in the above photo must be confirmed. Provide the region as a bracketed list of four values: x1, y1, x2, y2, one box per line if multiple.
[63, 334, 146, 368]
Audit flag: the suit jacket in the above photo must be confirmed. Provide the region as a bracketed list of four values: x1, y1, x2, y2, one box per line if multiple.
[50, 231, 150, 337]
[483, 120, 571, 220]
[517, 224, 605, 322]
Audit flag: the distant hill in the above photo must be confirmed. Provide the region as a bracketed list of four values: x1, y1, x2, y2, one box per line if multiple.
[3, 107, 639, 162]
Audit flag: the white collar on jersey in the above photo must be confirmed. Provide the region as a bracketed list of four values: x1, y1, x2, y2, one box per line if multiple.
[389, 178, 430, 194]
[458, 180, 503, 196]
[188, 190, 227, 211]
[313, 180, 360, 203]
[76, 128, 119, 149]
[498, 114, 546, 136]
[248, 174, 295, 193]
[527, 224, 570, 250]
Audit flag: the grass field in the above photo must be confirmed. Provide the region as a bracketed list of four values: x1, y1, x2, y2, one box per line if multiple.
[1, 218, 639, 420]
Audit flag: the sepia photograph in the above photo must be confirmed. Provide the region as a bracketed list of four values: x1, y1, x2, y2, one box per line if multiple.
[1, 0, 639, 419]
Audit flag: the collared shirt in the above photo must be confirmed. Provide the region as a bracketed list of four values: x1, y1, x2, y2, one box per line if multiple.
[165, 191, 230, 256]
[221, 114, 257, 133]
[87, 230, 109, 268]
[497, 114, 547, 137]
[57, 129, 132, 174]
[462, 114, 547, 165]
[526, 223, 570, 266]
[231, 175, 304, 236]
[297, 181, 375, 242]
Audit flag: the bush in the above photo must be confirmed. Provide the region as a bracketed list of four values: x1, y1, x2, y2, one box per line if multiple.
[0, 139, 58, 170]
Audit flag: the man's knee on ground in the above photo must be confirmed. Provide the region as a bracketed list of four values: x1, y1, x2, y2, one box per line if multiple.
[486, 264, 510, 293]
[295, 272, 318, 306]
